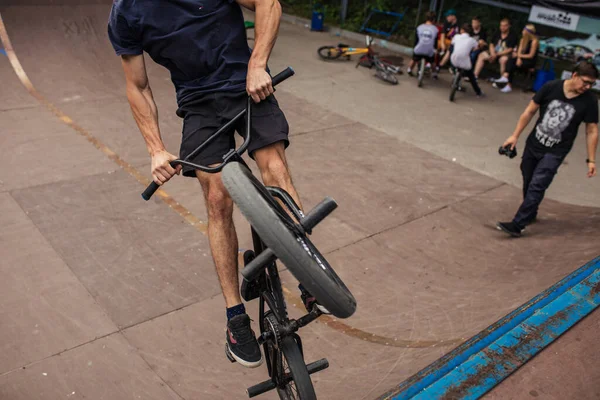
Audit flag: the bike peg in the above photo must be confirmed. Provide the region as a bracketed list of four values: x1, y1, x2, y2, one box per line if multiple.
[242, 248, 277, 282]
[300, 197, 338, 233]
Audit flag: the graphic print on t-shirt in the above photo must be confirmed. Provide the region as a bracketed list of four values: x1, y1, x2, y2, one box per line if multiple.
[535, 100, 575, 148]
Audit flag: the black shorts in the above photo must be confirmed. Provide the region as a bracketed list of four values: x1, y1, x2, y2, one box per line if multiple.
[412, 54, 434, 63]
[178, 91, 289, 178]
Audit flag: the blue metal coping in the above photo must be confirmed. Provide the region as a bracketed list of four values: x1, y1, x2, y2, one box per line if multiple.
[379, 256, 600, 400]
[359, 8, 405, 39]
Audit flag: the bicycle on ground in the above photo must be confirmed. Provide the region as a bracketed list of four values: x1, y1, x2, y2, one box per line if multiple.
[318, 36, 401, 85]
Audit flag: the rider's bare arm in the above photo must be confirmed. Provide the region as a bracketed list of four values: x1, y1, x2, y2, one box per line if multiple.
[121, 54, 164, 155]
[236, 0, 282, 102]
[121, 54, 179, 184]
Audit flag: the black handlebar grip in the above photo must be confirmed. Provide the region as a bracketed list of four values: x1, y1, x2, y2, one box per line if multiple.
[271, 67, 295, 87]
[142, 181, 160, 201]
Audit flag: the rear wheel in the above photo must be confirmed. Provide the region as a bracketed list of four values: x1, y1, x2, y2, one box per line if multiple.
[449, 73, 460, 101]
[417, 59, 425, 87]
[317, 46, 343, 60]
[267, 332, 316, 400]
[221, 162, 356, 319]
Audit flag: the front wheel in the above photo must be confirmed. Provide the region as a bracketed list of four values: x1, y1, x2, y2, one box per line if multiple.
[317, 46, 343, 60]
[375, 68, 398, 85]
[221, 162, 357, 319]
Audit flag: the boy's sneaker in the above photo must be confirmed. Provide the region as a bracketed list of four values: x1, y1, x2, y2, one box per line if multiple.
[496, 221, 522, 237]
[225, 314, 262, 368]
[299, 286, 330, 314]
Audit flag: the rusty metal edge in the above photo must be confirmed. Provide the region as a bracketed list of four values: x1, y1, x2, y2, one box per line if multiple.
[376, 255, 600, 400]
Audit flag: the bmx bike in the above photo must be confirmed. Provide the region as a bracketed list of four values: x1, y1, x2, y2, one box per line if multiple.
[415, 57, 433, 88]
[318, 36, 401, 85]
[141, 67, 357, 399]
[449, 68, 468, 102]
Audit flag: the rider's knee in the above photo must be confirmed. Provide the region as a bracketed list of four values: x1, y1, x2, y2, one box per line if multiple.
[261, 156, 290, 185]
[205, 185, 233, 220]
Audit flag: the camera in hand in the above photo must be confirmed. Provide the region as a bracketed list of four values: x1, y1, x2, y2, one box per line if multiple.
[498, 145, 517, 159]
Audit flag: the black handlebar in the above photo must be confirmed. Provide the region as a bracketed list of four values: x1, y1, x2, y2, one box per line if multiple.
[141, 67, 295, 201]
[271, 66, 295, 87]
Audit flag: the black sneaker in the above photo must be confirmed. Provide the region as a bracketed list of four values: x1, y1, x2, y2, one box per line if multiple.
[299, 286, 330, 314]
[225, 314, 262, 368]
[496, 221, 522, 237]
[526, 215, 538, 225]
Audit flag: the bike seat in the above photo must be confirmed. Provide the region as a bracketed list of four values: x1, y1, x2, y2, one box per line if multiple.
[337, 43, 350, 48]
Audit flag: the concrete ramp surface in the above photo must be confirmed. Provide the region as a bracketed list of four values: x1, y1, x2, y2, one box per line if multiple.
[1, 1, 599, 399]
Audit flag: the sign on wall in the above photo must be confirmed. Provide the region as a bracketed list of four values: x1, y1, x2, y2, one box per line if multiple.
[529, 5, 580, 32]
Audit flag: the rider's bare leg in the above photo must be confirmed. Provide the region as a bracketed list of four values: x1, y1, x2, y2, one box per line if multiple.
[195, 167, 241, 308]
[254, 141, 303, 212]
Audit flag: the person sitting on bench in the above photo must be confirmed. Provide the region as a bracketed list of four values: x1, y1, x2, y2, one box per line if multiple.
[474, 18, 518, 80]
[494, 24, 539, 93]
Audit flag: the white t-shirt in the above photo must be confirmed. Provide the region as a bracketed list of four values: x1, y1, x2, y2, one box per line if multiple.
[450, 33, 478, 70]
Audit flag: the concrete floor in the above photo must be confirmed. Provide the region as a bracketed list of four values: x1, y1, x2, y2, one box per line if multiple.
[0, 2, 599, 399]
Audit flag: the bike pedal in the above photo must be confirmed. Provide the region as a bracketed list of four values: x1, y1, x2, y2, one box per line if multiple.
[225, 344, 236, 363]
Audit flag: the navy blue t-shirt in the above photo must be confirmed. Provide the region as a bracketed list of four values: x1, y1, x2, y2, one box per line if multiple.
[108, 0, 251, 108]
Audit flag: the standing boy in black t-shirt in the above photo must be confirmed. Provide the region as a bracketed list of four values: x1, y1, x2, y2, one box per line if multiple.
[497, 62, 599, 237]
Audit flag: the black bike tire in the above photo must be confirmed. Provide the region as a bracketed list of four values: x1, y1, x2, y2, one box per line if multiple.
[417, 59, 425, 87]
[449, 74, 459, 102]
[221, 162, 357, 319]
[375, 69, 398, 85]
[277, 336, 316, 400]
[317, 46, 342, 60]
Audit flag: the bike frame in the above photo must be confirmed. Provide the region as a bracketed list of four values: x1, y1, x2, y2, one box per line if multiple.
[339, 47, 369, 56]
